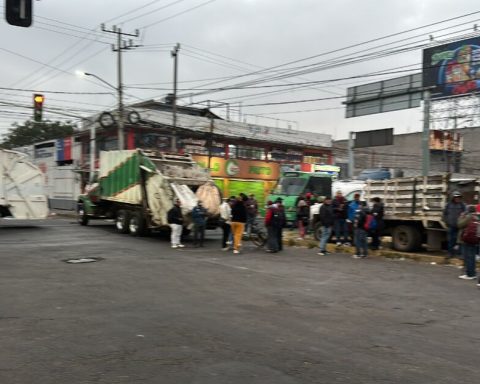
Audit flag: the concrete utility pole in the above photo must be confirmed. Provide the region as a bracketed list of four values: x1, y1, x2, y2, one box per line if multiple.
[348, 131, 355, 179]
[101, 24, 140, 150]
[171, 43, 180, 152]
[422, 89, 431, 177]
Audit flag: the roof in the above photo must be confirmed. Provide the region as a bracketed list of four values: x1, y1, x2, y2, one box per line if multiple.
[135, 108, 331, 148]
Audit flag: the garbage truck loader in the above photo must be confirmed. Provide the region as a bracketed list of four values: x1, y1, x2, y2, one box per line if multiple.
[77, 149, 221, 236]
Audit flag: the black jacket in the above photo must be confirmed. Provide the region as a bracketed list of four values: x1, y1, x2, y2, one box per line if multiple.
[231, 200, 247, 223]
[167, 205, 183, 225]
[319, 203, 335, 227]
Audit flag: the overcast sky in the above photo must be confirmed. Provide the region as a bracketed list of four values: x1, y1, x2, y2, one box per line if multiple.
[0, 0, 479, 140]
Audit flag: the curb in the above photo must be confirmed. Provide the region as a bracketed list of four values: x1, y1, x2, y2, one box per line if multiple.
[283, 237, 477, 268]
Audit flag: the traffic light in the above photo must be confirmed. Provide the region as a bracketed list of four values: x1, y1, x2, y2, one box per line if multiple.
[5, 0, 33, 27]
[33, 94, 44, 122]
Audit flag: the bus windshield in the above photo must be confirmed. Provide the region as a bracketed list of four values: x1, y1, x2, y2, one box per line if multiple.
[274, 177, 307, 195]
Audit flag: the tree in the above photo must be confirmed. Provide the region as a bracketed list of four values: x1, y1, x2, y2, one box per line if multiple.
[0, 119, 77, 149]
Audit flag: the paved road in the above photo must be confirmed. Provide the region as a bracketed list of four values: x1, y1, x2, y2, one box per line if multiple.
[1, 218, 479, 384]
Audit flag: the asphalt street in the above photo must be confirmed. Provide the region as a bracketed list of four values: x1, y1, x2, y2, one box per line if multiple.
[1, 218, 479, 384]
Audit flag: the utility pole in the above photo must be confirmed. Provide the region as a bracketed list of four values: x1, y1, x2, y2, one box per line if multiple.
[421, 89, 431, 177]
[348, 131, 355, 179]
[101, 24, 140, 150]
[171, 43, 180, 152]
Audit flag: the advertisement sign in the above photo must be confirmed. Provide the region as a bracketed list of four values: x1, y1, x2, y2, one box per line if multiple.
[56, 137, 72, 162]
[423, 37, 480, 99]
[193, 155, 280, 181]
[429, 130, 463, 152]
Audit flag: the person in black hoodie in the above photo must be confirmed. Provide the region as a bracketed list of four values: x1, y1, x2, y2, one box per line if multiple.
[370, 197, 384, 250]
[353, 201, 368, 258]
[231, 195, 248, 254]
[167, 199, 184, 248]
[317, 196, 334, 256]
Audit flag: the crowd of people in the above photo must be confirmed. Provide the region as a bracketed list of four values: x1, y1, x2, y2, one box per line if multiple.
[166, 189, 479, 288]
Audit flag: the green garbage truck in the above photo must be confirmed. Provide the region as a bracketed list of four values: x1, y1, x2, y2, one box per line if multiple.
[267, 171, 332, 224]
[77, 149, 221, 236]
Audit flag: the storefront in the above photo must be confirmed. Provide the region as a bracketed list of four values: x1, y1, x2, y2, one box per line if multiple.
[193, 155, 280, 212]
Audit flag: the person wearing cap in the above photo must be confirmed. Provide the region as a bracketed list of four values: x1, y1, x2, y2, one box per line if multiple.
[296, 197, 309, 240]
[457, 205, 479, 280]
[167, 199, 185, 249]
[443, 191, 466, 259]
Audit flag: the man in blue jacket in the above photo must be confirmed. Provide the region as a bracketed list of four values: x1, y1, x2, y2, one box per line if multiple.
[346, 193, 361, 246]
[192, 200, 208, 247]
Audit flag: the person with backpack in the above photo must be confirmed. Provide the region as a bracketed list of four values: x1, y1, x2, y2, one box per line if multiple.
[265, 200, 279, 253]
[167, 199, 185, 249]
[457, 205, 479, 280]
[296, 198, 309, 240]
[353, 201, 369, 258]
[370, 197, 384, 250]
[443, 191, 466, 259]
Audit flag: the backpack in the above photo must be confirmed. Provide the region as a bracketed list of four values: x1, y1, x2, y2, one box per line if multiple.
[461, 217, 480, 244]
[271, 208, 286, 228]
[364, 214, 377, 231]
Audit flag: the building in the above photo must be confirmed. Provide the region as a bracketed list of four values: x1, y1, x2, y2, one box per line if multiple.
[333, 127, 480, 179]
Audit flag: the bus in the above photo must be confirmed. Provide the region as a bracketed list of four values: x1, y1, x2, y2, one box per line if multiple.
[267, 171, 332, 224]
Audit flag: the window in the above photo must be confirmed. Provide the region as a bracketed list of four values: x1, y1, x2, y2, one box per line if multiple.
[274, 177, 307, 195]
[228, 144, 237, 159]
[237, 145, 264, 160]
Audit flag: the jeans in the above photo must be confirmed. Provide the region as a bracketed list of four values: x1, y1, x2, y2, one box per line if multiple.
[447, 227, 459, 257]
[221, 222, 231, 248]
[355, 228, 368, 256]
[334, 218, 348, 243]
[193, 224, 205, 246]
[170, 224, 182, 246]
[319, 226, 332, 252]
[230, 222, 245, 251]
[245, 214, 256, 234]
[462, 243, 477, 277]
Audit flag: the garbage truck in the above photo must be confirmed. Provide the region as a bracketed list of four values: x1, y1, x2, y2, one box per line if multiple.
[77, 149, 222, 236]
[0, 149, 49, 220]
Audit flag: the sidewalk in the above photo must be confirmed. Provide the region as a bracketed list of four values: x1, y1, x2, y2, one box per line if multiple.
[282, 229, 479, 268]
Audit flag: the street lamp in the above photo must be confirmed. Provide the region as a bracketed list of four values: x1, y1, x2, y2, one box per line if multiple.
[76, 71, 125, 151]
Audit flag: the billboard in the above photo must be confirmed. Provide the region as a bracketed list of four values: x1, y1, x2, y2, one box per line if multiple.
[423, 37, 480, 99]
[345, 73, 422, 118]
[354, 128, 394, 148]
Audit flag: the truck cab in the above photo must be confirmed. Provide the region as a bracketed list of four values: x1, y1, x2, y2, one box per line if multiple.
[267, 171, 332, 224]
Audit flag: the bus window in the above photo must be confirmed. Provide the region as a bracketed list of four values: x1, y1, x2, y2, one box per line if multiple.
[305, 177, 331, 196]
[274, 177, 307, 195]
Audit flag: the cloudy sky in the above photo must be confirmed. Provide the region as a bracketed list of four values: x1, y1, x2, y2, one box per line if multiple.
[0, 0, 479, 140]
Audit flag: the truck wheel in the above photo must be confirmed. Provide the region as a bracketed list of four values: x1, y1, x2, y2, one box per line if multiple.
[313, 222, 322, 241]
[392, 225, 421, 252]
[129, 211, 147, 236]
[116, 210, 131, 234]
[77, 204, 89, 226]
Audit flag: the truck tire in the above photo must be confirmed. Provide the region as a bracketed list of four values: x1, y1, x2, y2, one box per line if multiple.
[116, 210, 131, 234]
[77, 204, 89, 226]
[392, 225, 421, 252]
[129, 211, 147, 236]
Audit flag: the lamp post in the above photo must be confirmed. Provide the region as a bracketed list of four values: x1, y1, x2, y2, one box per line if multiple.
[79, 71, 124, 150]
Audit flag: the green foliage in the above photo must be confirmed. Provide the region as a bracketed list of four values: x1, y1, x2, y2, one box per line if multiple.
[0, 120, 76, 149]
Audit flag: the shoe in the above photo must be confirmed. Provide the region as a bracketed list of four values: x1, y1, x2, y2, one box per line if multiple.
[171, 245, 178, 249]
[222, 247, 229, 251]
[477, 283, 480, 287]
[344, 242, 351, 246]
[317, 251, 326, 256]
[336, 242, 342, 246]
[297, 237, 304, 240]
[352, 254, 362, 259]
[177, 244, 185, 248]
[226, 241, 232, 245]
[233, 250, 240, 254]
[458, 275, 477, 280]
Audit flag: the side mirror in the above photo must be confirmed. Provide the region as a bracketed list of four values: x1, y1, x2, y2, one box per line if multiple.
[5, 0, 33, 27]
